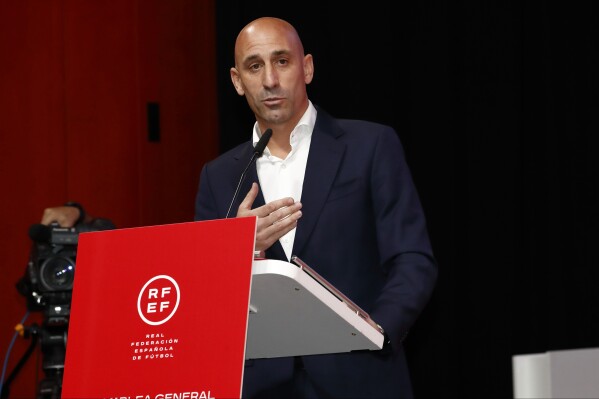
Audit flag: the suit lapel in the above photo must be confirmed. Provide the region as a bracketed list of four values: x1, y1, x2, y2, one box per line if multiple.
[229, 143, 266, 211]
[247, 162, 266, 208]
[292, 112, 346, 257]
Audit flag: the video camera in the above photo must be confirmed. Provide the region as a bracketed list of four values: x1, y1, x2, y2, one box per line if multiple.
[10, 217, 115, 399]
[17, 219, 115, 313]
[18, 224, 74, 315]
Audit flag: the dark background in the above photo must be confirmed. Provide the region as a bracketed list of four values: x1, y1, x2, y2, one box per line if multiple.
[215, 2, 598, 397]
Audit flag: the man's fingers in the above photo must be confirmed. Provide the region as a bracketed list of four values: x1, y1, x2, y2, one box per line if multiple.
[267, 202, 302, 225]
[254, 202, 301, 231]
[271, 209, 302, 232]
[255, 197, 297, 218]
[255, 208, 303, 251]
[238, 184, 297, 219]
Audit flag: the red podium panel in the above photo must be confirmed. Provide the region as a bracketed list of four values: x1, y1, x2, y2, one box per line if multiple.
[61, 217, 257, 399]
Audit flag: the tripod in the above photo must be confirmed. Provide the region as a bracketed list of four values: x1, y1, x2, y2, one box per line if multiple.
[36, 320, 67, 399]
[0, 316, 67, 399]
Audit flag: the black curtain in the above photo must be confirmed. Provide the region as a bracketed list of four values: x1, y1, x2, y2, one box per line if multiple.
[214, 2, 599, 397]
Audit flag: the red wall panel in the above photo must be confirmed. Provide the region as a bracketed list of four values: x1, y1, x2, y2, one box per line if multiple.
[137, 0, 218, 226]
[0, 1, 217, 396]
[62, 0, 141, 228]
[0, 3, 67, 397]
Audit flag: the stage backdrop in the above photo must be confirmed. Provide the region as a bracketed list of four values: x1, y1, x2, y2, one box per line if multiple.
[214, 2, 599, 398]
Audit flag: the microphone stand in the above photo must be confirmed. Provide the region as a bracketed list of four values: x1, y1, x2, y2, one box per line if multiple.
[225, 129, 272, 218]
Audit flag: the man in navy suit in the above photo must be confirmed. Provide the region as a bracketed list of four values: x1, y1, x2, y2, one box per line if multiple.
[195, 16, 437, 399]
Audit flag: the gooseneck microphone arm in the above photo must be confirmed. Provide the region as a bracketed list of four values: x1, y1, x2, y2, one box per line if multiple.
[225, 128, 273, 218]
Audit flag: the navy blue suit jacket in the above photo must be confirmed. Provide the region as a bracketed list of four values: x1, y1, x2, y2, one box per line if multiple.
[195, 108, 437, 398]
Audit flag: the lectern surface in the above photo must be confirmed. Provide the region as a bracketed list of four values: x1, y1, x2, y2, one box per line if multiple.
[246, 258, 384, 359]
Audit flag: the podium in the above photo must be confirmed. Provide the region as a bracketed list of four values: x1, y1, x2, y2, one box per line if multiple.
[61, 218, 383, 398]
[512, 347, 599, 398]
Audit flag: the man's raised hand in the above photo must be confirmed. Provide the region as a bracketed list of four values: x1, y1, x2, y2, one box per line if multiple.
[237, 182, 302, 251]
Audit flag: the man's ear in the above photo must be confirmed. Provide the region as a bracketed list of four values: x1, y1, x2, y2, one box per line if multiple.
[230, 67, 245, 96]
[303, 54, 314, 84]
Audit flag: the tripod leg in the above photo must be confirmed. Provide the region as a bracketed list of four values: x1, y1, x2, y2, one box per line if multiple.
[0, 333, 39, 399]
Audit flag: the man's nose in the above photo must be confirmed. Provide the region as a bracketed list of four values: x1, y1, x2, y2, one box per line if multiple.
[263, 64, 279, 88]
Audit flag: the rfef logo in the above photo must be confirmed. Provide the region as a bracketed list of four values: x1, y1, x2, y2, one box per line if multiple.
[137, 275, 180, 325]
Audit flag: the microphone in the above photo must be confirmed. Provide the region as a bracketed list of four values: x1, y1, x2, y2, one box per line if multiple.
[253, 128, 272, 158]
[225, 128, 272, 218]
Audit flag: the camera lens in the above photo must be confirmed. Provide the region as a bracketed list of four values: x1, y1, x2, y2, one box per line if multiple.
[39, 255, 75, 292]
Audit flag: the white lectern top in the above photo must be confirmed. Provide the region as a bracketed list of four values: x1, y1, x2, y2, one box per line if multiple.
[245, 257, 384, 359]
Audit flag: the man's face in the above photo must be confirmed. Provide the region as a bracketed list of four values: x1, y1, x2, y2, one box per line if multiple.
[230, 20, 313, 129]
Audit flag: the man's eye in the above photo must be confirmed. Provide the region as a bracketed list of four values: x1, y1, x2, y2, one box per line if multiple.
[276, 59, 288, 66]
[249, 64, 262, 71]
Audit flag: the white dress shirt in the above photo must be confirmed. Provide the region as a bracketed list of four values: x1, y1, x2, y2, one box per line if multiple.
[252, 101, 317, 260]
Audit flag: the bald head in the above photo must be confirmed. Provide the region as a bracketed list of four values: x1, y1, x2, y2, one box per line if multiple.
[234, 17, 304, 68]
[230, 17, 314, 138]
